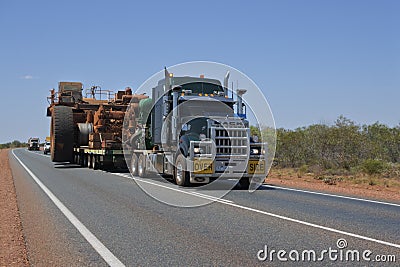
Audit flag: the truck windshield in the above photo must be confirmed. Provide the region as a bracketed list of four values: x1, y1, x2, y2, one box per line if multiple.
[63, 85, 81, 91]
[181, 82, 223, 95]
[179, 100, 233, 117]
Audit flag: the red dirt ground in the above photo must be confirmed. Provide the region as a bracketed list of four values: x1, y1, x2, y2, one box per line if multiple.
[0, 149, 29, 266]
[266, 168, 400, 202]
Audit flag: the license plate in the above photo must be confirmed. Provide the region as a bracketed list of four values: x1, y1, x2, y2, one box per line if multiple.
[193, 159, 213, 174]
[248, 160, 266, 174]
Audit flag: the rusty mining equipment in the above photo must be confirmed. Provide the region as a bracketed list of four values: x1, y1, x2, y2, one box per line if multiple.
[46, 82, 147, 169]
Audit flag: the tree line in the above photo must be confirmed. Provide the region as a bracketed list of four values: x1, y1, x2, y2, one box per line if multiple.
[272, 116, 400, 175]
[0, 140, 27, 149]
[2, 116, 400, 175]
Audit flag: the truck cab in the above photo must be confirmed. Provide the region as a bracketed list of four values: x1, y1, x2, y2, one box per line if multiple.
[28, 137, 40, 151]
[128, 69, 267, 189]
[58, 82, 83, 104]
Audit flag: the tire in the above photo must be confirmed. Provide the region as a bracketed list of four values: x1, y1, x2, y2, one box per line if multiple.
[88, 154, 93, 169]
[175, 154, 190, 186]
[239, 177, 250, 190]
[138, 154, 146, 177]
[83, 154, 88, 168]
[130, 153, 138, 176]
[79, 152, 86, 167]
[73, 152, 79, 164]
[93, 155, 100, 170]
[51, 106, 74, 162]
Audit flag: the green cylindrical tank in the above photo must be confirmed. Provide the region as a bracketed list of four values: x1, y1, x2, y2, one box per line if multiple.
[138, 98, 152, 124]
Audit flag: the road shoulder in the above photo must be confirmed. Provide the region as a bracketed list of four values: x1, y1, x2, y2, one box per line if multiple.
[0, 149, 29, 266]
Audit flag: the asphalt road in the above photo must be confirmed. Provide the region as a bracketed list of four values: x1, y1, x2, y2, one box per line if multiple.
[9, 148, 400, 266]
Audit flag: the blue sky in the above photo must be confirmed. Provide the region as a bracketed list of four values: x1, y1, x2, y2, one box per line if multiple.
[0, 0, 399, 143]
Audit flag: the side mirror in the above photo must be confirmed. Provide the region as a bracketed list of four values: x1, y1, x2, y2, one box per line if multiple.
[181, 123, 190, 131]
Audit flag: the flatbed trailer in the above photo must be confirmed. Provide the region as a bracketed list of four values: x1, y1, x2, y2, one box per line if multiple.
[73, 147, 127, 170]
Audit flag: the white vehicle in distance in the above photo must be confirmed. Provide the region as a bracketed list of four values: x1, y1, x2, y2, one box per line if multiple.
[44, 137, 51, 155]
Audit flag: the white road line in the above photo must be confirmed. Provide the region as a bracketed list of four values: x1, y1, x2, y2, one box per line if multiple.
[26, 150, 50, 158]
[263, 184, 400, 207]
[113, 173, 234, 204]
[12, 150, 125, 267]
[113, 172, 400, 249]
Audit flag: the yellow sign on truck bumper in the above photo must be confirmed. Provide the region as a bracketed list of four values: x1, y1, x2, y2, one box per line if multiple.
[248, 160, 266, 174]
[193, 159, 213, 174]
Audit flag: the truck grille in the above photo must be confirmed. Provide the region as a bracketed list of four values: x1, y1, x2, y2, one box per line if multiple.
[211, 120, 249, 157]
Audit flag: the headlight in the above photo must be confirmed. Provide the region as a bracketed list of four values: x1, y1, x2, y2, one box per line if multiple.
[250, 148, 259, 155]
[194, 147, 203, 154]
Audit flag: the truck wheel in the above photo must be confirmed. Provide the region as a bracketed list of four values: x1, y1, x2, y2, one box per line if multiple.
[51, 106, 74, 163]
[175, 154, 190, 186]
[130, 154, 138, 176]
[88, 154, 93, 169]
[79, 152, 86, 167]
[239, 177, 250, 190]
[138, 154, 146, 177]
[73, 152, 78, 164]
[93, 155, 100, 170]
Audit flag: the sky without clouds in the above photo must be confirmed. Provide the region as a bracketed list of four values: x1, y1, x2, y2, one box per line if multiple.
[0, 0, 399, 143]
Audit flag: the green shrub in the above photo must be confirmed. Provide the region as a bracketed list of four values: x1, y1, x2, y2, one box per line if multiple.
[361, 159, 388, 175]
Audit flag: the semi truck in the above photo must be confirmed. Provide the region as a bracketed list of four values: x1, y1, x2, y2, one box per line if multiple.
[47, 69, 267, 189]
[28, 137, 40, 151]
[124, 69, 267, 188]
[44, 136, 51, 154]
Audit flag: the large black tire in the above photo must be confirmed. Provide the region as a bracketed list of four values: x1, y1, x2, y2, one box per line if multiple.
[51, 106, 74, 162]
[87, 153, 93, 169]
[138, 154, 146, 177]
[174, 154, 191, 186]
[239, 177, 250, 190]
[130, 153, 138, 176]
[93, 155, 100, 170]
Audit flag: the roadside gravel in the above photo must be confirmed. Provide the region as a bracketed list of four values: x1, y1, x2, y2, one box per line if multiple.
[0, 149, 29, 267]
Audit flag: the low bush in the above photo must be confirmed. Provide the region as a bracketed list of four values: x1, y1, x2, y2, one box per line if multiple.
[361, 159, 388, 175]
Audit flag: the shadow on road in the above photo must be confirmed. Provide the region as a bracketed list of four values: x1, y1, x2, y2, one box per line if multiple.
[52, 161, 276, 192]
[54, 163, 83, 169]
[130, 174, 275, 191]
